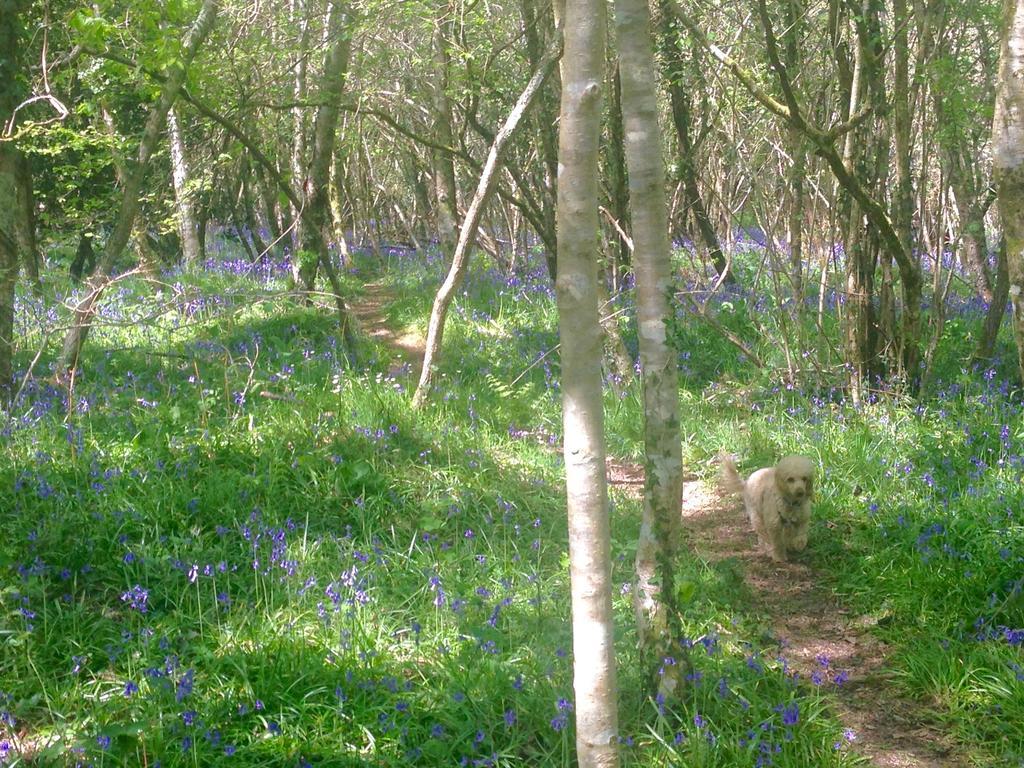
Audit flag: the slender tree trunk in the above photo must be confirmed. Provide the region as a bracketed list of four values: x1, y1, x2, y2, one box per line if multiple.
[0, 1, 28, 404]
[961, 195, 994, 303]
[167, 106, 202, 263]
[654, 0, 731, 283]
[614, 0, 687, 700]
[992, 0, 1024, 381]
[782, 0, 804, 300]
[0, 163, 17, 406]
[330, 151, 352, 260]
[295, 2, 358, 359]
[239, 160, 271, 258]
[298, 0, 353, 279]
[557, 0, 620, 764]
[975, 236, 1011, 362]
[13, 151, 40, 290]
[521, 0, 561, 280]
[254, 163, 284, 246]
[411, 38, 562, 408]
[431, 2, 459, 261]
[838, 5, 872, 402]
[893, 0, 918, 382]
[604, 67, 631, 289]
[290, 0, 311, 254]
[58, 0, 218, 373]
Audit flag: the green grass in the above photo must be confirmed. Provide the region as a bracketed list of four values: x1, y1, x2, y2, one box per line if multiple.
[1, 240, 1021, 766]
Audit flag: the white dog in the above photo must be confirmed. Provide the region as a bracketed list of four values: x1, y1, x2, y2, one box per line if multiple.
[719, 453, 815, 562]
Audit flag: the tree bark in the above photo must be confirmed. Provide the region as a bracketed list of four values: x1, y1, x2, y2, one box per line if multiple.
[431, 2, 459, 262]
[13, 151, 40, 290]
[59, 0, 219, 373]
[604, 67, 631, 289]
[614, 0, 687, 701]
[167, 106, 203, 263]
[975, 236, 1011, 363]
[556, 0, 620, 763]
[0, 162, 17, 406]
[296, 0, 354, 295]
[411, 37, 562, 408]
[0, 1, 28, 405]
[289, 0, 311, 253]
[654, 0, 731, 283]
[521, 0, 561, 279]
[992, 0, 1024, 381]
[892, 0, 918, 381]
[782, 0, 805, 300]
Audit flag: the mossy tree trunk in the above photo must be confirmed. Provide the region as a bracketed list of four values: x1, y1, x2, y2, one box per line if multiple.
[0, 1, 27, 406]
[296, 1, 353, 295]
[654, 0, 731, 283]
[615, 0, 687, 700]
[993, 0, 1024, 381]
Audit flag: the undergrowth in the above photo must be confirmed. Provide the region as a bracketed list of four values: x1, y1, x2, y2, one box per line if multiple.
[1, 237, 1021, 766]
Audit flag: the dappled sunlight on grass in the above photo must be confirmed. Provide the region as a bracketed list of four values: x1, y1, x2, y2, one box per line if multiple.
[1, 236, 1021, 765]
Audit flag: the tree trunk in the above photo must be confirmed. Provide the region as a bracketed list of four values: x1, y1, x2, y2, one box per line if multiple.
[295, 1, 358, 359]
[654, 0, 731, 283]
[412, 37, 562, 408]
[0, 1, 28, 404]
[604, 67, 631, 289]
[58, 0, 219, 373]
[614, 0, 687, 701]
[330, 151, 352, 260]
[892, 0, 918, 382]
[431, 2, 459, 262]
[838, 6, 874, 402]
[557, 0, 620, 764]
[782, 0, 804, 300]
[521, 0, 561, 280]
[13, 151, 40, 291]
[975, 236, 1010, 363]
[290, 0, 311, 253]
[167, 106, 202, 263]
[297, 0, 353, 287]
[992, 0, 1024, 381]
[961, 198, 994, 303]
[0, 160, 17, 406]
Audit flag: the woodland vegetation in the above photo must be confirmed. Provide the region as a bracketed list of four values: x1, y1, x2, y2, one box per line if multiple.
[1, 0, 1023, 766]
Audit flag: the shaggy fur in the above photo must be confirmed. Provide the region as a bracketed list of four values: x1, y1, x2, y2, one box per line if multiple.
[719, 453, 815, 562]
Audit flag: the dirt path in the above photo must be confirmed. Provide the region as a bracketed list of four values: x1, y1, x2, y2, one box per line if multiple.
[611, 462, 967, 768]
[348, 281, 424, 377]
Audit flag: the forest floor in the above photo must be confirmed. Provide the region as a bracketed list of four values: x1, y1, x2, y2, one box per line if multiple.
[609, 459, 968, 768]
[355, 291, 968, 768]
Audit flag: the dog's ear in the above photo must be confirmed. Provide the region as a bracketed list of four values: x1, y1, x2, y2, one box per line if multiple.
[806, 473, 814, 499]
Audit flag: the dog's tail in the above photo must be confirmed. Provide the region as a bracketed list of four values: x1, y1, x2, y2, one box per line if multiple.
[718, 452, 746, 496]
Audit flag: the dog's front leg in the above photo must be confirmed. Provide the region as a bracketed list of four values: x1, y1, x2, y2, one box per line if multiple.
[790, 525, 808, 552]
[766, 526, 788, 562]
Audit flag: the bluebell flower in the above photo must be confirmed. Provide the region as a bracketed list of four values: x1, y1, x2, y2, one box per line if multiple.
[782, 702, 799, 726]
